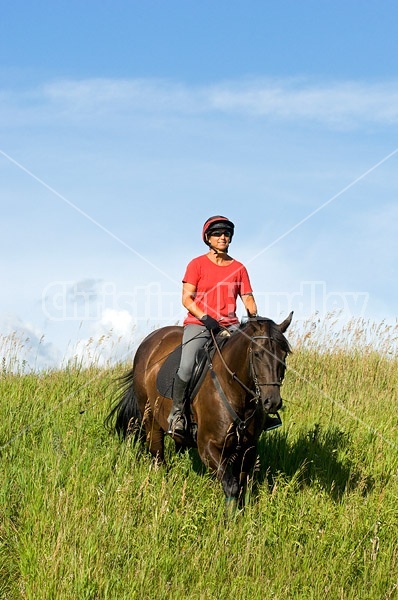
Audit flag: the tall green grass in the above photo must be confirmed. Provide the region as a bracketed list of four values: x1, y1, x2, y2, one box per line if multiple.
[1, 322, 397, 599]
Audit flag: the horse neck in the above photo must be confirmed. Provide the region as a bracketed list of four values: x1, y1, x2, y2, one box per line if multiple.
[219, 326, 253, 385]
[220, 320, 277, 383]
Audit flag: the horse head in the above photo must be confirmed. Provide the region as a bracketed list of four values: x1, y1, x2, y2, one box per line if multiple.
[244, 312, 293, 415]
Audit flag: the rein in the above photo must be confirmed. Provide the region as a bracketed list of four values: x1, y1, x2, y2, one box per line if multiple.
[210, 330, 258, 398]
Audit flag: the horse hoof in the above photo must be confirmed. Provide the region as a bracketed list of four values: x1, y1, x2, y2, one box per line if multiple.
[224, 497, 239, 520]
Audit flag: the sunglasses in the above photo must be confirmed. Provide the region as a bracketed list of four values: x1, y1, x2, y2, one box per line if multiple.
[209, 229, 232, 238]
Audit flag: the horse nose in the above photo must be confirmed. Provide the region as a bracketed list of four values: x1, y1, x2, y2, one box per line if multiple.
[263, 395, 283, 413]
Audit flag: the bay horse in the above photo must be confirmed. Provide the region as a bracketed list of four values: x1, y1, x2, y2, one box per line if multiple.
[106, 313, 292, 508]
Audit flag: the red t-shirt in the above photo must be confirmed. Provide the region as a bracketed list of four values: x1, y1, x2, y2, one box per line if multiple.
[182, 254, 253, 326]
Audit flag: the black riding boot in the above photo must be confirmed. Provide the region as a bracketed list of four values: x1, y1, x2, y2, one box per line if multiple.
[167, 373, 188, 439]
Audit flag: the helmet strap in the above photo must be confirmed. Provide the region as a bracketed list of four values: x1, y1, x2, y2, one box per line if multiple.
[207, 238, 229, 256]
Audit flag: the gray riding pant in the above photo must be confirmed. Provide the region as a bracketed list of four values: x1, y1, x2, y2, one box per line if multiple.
[178, 323, 239, 382]
[177, 325, 211, 383]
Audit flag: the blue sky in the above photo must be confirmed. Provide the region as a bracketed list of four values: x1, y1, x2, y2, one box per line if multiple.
[1, 0, 397, 369]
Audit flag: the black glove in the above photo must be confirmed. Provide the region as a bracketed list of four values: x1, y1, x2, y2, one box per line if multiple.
[200, 315, 220, 332]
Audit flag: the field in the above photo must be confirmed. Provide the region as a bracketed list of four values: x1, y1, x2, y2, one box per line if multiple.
[1, 321, 398, 599]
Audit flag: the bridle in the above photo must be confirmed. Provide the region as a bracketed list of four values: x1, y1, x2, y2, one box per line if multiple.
[208, 328, 285, 437]
[249, 335, 282, 395]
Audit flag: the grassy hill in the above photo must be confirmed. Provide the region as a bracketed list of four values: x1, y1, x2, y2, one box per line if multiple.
[1, 334, 397, 599]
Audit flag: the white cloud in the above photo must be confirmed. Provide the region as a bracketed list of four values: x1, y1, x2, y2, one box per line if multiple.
[210, 81, 398, 127]
[63, 308, 137, 369]
[100, 308, 134, 337]
[2, 77, 398, 129]
[0, 315, 61, 372]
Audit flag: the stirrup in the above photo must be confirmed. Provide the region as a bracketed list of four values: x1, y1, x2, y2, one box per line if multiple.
[167, 413, 186, 439]
[264, 413, 282, 431]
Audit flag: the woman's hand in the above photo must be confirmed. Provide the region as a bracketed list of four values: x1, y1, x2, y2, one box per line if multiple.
[200, 315, 220, 332]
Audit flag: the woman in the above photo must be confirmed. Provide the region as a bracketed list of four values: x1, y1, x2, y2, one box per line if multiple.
[168, 215, 258, 439]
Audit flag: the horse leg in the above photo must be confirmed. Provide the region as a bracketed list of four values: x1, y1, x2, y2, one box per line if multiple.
[222, 447, 258, 515]
[142, 401, 165, 464]
[237, 444, 257, 507]
[199, 440, 241, 514]
[222, 463, 241, 517]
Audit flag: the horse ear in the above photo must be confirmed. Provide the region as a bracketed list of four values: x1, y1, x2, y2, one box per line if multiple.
[278, 311, 293, 333]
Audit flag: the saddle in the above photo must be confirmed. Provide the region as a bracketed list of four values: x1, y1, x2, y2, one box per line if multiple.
[156, 331, 230, 401]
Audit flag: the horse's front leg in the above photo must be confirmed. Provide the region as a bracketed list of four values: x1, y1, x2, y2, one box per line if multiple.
[222, 461, 242, 517]
[221, 444, 258, 513]
[237, 444, 257, 507]
[198, 438, 241, 514]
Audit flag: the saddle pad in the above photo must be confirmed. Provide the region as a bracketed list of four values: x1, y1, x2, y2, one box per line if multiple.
[156, 345, 182, 399]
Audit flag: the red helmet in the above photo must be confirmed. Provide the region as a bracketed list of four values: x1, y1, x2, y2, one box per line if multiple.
[202, 215, 235, 245]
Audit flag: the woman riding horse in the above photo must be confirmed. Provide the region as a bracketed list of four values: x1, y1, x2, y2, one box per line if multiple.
[106, 215, 292, 507]
[168, 215, 259, 441]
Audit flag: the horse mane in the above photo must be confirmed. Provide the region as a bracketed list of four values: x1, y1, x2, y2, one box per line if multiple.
[237, 316, 292, 354]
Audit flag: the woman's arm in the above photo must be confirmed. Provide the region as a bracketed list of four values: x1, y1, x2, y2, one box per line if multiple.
[182, 282, 206, 320]
[241, 293, 258, 317]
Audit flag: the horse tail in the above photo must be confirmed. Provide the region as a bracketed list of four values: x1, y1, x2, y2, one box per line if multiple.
[105, 369, 143, 440]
